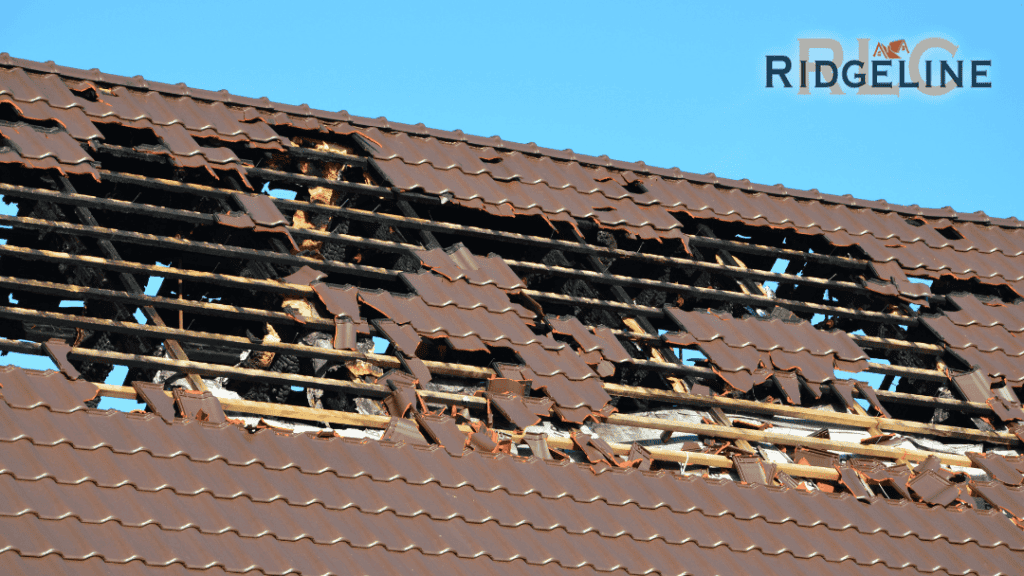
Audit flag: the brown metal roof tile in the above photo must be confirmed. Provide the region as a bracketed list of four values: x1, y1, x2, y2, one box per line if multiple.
[972, 481, 1024, 521]
[907, 470, 961, 506]
[0, 366, 96, 413]
[0, 123, 92, 165]
[770, 370, 802, 404]
[401, 271, 532, 318]
[415, 246, 525, 291]
[792, 447, 841, 469]
[947, 347, 1024, 386]
[374, 319, 420, 356]
[131, 381, 176, 422]
[414, 412, 469, 456]
[968, 452, 1024, 485]
[732, 455, 777, 486]
[41, 339, 81, 380]
[665, 308, 868, 362]
[171, 389, 225, 424]
[359, 290, 550, 351]
[151, 122, 241, 165]
[523, 396, 555, 417]
[837, 466, 875, 502]
[922, 316, 1024, 356]
[380, 370, 421, 417]
[485, 376, 530, 396]
[522, 431, 553, 459]
[281, 265, 327, 286]
[380, 416, 429, 446]
[550, 316, 631, 364]
[487, 392, 541, 429]
[0, 68, 85, 111]
[946, 293, 1024, 333]
[987, 396, 1024, 422]
[233, 192, 288, 227]
[854, 382, 892, 418]
[0, 95, 102, 140]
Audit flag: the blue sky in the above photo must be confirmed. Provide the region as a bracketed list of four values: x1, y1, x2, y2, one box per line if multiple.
[0, 2, 1019, 405]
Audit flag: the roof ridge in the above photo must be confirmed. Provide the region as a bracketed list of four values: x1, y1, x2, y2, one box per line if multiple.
[1, 53, 1018, 229]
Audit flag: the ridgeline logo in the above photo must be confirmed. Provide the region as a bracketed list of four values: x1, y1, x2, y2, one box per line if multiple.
[766, 38, 992, 95]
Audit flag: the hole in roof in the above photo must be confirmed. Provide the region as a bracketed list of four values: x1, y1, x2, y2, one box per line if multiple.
[7, 294, 17, 304]
[0, 103, 65, 130]
[0, 196, 15, 216]
[937, 226, 963, 240]
[906, 277, 933, 286]
[69, 84, 99, 102]
[96, 397, 148, 412]
[770, 258, 790, 274]
[763, 281, 779, 295]
[905, 217, 926, 227]
[680, 348, 707, 364]
[372, 337, 390, 354]
[58, 300, 84, 308]
[97, 122, 162, 147]
[133, 308, 147, 324]
[97, 365, 146, 412]
[262, 182, 297, 200]
[624, 180, 647, 195]
[143, 276, 163, 296]
[833, 370, 862, 380]
[0, 349, 56, 371]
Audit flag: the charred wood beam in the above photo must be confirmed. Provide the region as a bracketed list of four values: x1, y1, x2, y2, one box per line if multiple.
[60, 178, 206, 391]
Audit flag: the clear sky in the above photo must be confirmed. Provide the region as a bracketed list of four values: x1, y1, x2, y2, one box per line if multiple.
[0, 2, 1020, 404]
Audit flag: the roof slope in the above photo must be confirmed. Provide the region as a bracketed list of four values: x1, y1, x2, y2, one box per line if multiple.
[0, 56, 1023, 574]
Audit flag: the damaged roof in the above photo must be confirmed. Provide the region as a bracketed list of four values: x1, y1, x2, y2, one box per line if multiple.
[0, 54, 1023, 574]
